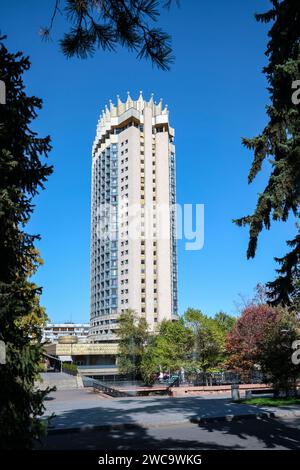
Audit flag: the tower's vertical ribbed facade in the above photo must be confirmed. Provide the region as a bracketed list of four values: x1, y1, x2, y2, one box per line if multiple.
[90, 92, 178, 343]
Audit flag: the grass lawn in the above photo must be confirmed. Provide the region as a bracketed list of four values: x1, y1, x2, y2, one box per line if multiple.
[241, 397, 300, 407]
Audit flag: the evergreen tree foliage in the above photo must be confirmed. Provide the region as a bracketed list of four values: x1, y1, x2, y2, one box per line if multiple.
[234, 0, 300, 306]
[0, 37, 53, 449]
[267, 233, 300, 307]
[41, 0, 176, 70]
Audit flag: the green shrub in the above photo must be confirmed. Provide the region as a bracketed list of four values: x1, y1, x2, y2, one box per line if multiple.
[62, 363, 78, 375]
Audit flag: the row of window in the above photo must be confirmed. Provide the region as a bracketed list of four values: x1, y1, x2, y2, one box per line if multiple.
[169, 150, 178, 315]
[91, 144, 119, 318]
[119, 138, 129, 295]
[140, 135, 158, 312]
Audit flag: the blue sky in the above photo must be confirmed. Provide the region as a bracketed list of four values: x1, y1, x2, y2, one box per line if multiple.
[1, 0, 296, 322]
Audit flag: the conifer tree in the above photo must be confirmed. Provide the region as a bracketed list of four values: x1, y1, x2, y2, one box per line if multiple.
[41, 0, 176, 70]
[234, 0, 300, 306]
[0, 37, 53, 449]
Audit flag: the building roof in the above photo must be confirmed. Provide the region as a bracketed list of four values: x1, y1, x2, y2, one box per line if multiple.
[44, 342, 118, 356]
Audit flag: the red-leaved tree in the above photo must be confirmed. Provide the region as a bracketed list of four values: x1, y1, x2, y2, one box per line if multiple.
[226, 304, 300, 395]
[225, 305, 277, 374]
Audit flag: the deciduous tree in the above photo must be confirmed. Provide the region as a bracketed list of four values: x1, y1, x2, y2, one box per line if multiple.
[214, 311, 237, 334]
[226, 304, 277, 373]
[141, 318, 193, 380]
[117, 309, 149, 378]
[184, 308, 226, 372]
[226, 303, 300, 394]
[257, 307, 300, 395]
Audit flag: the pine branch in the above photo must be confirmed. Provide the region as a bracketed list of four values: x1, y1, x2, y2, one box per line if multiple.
[41, 0, 176, 69]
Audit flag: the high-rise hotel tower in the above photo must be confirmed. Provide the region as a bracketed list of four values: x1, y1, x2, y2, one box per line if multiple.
[90, 92, 178, 343]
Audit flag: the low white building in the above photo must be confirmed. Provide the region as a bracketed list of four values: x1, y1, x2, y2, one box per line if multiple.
[42, 323, 90, 344]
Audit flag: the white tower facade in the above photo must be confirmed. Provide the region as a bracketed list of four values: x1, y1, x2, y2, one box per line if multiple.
[90, 92, 178, 343]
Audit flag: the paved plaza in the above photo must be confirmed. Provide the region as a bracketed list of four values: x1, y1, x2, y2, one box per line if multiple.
[42, 388, 300, 431]
[40, 417, 300, 450]
[36, 388, 300, 450]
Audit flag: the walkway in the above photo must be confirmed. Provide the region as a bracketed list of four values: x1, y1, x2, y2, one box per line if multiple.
[40, 417, 300, 450]
[41, 388, 300, 432]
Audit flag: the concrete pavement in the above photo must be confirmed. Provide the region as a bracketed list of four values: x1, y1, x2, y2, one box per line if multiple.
[39, 417, 300, 450]
[41, 388, 300, 433]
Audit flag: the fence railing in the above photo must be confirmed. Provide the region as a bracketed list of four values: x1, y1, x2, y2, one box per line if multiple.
[84, 372, 267, 396]
[186, 371, 267, 387]
[92, 378, 131, 397]
[166, 375, 180, 390]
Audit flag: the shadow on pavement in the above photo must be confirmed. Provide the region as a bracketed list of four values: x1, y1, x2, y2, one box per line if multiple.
[36, 393, 300, 450]
[198, 416, 300, 450]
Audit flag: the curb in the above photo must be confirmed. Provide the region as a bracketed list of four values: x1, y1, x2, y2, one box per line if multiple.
[260, 409, 300, 418]
[48, 423, 144, 435]
[47, 411, 275, 435]
[190, 411, 275, 424]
